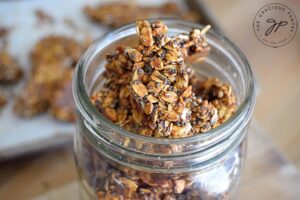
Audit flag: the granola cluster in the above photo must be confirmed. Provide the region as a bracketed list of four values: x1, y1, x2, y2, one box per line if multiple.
[84, 2, 200, 28]
[14, 36, 86, 121]
[91, 20, 236, 138]
[0, 51, 23, 84]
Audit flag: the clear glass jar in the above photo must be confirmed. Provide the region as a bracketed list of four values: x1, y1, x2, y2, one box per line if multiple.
[73, 20, 255, 200]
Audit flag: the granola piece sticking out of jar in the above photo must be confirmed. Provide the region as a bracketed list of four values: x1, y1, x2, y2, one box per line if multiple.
[191, 99, 219, 133]
[173, 25, 211, 63]
[0, 51, 23, 84]
[195, 78, 237, 125]
[91, 20, 237, 138]
[91, 46, 142, 132]
[130, 20, 193, 138]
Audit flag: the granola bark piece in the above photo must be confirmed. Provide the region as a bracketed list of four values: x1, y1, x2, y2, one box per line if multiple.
[50, 70, 75, 122]
[14, 64, 70, 117]
[31, 35, 82, 68]
[196, 78, 237, 125]
[15, 36, 84, 118]
[172, 26, 211, 63]
[84, 2, 198, 28]
[0, 91, 7, 108]
[0, 51, 23, 84]
[130, 20, 194, 138]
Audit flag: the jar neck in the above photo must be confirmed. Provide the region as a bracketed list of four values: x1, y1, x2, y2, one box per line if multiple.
[73, 19, 255, 173]
[79, 101, 252, 173]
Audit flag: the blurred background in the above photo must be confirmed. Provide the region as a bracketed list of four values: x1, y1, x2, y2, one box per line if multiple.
[0, 0, 299, 199]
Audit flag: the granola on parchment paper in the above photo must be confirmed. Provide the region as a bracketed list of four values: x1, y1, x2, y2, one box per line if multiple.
[14, 36, 84, 119]
[0, 51, 23, 85]
[84, 2, 201, 28]
[0, 91, 7, 108]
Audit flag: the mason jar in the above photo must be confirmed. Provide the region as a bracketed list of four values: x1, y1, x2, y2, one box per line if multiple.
[73, 19, 255, 200]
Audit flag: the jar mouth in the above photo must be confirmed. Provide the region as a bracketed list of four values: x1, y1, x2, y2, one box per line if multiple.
[73, 19, 255, 146]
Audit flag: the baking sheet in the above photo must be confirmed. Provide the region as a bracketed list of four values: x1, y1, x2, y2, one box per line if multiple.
[0, 0, 107, 160]
[0, 0, 198, 160]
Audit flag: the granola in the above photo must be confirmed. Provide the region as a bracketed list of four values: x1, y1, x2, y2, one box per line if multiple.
[91, 20, 235, 138]
[84, 2, 200, 28]
[30, 35, 82, 68]
[88, 20, 238, 199]
[80, 130, 242, 200]
[0, 51, 23, 84]
[50, 70, 76, 122]
[0, 91, 7, 108]
[14, 36, 84, 118]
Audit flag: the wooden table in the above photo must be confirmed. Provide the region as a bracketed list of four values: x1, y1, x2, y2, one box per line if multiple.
[1, 0, 300, 199]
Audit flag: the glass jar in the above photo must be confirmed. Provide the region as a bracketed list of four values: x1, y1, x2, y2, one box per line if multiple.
[73, 19, 255, 200]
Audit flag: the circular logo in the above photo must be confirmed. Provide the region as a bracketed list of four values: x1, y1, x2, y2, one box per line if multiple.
[253, 3, 298, 48]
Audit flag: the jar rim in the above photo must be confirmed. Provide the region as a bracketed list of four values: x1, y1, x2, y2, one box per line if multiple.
[73, 19, 255, 146]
